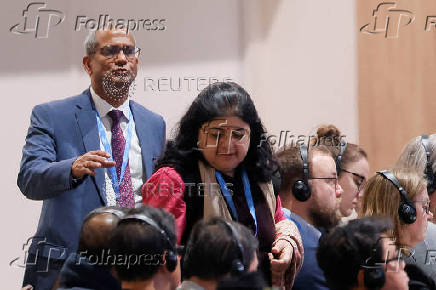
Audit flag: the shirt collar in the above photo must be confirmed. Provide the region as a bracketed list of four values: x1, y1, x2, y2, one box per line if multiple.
[90, 86, 130, 120]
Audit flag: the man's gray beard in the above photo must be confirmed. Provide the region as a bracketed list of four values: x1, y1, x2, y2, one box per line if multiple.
[309, 206, 340, 230]
[102, 71, 136, 101]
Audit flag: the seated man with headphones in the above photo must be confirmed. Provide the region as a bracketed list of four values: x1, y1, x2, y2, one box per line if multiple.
[109, 205, 182, 290]
[317, 216, 410, 290]
[179, 217, 262, 290]
[57, 206, 129, 290]
[275, 144, 343, 290]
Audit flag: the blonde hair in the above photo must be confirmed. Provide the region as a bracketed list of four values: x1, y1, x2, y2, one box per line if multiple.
[360, 168, 426, 250]
[397, 134, 436, 176]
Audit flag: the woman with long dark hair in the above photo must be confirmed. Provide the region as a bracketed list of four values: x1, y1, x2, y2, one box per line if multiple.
[142, 82, 303, 288]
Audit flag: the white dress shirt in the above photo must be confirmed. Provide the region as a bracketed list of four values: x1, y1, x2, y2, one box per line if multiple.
[90, 87, 145, 205]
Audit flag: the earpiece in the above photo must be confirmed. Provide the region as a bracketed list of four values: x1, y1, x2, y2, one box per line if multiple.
[292, 144, 311, 202]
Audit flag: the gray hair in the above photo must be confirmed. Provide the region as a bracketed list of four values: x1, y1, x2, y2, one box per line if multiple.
[396, 134, 436, 175]
[83, 28, 137, 56]
[84, 29, 98, 56]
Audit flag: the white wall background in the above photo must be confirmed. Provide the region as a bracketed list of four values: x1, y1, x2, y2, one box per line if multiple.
[0, 0, 356, 288]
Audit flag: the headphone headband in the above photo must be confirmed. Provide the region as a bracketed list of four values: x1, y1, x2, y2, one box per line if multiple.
[119, 213, 178, 272]
[120, 213, 174, 250]
[336, 141, 348, 175]
[376, 170, 409, 200]
[421, 135, 436, 195]
[300, 144, 309, 184]
[220, 221, 246, 275]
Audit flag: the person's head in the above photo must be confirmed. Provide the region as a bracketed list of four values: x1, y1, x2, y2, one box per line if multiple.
[361, 168, 432, 249]
[82, 28, 139, 105]
[276, 144, 343, 229]
[315, 125, 370, 217]
[217, 271, 267, 290]
[317, 216, 409, 290]
[109, 205, 180, 290]
[397, 134, 436, 213]
[156, 82, 276, 182]
[183, 217, 259, 282]
[77, 206, 128, 268]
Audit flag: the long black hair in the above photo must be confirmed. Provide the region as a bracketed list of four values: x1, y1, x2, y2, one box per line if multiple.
[156, 82, 276, 182]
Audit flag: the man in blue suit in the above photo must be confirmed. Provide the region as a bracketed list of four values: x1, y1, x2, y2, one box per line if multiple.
[17, 28, 165, 289]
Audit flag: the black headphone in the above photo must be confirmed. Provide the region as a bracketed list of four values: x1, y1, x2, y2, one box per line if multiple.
[377, 170, 417, 224]
[421, 135, 436, 195]
[119, 213, 178, 272]
[292, 144, 311, 202]
[336, 141, 348, 176]
[362, 251, 386, 289]
[220, 221, 247, 275]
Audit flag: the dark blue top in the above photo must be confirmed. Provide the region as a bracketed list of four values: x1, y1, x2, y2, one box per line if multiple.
[283, 209, 329, 290]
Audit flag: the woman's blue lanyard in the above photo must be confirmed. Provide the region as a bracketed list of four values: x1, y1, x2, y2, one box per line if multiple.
[215, 168, 258, 237]
[95, 109, 133, 199]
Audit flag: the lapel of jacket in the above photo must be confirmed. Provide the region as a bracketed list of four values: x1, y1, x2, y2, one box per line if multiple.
[130, 101, 153, 180]
[74, 89, 106, 205]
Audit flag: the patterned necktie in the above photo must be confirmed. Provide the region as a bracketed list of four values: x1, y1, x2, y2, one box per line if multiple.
[107, 110, 135, 208]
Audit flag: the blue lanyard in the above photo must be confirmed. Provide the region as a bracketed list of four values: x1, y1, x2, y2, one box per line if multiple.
[215, 168, 258, 237]
[95, 108, 133, 198]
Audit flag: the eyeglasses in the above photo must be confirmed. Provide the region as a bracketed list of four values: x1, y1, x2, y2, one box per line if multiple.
[202, 126, 251, 148]
[309, 177, 338, 190]
[99, 45, 141, 60]
[341, 168, 365, 192]
[415, 200, 431, 214]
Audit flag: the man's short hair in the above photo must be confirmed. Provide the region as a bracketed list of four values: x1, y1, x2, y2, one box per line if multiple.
[275, 144, 332, 194]
[109, 205, 176, 281]
[77, 206, 128, 264]
[183, 217, 259, 280]
[317, 216, 393, 290]
[84, 29, 137, 56]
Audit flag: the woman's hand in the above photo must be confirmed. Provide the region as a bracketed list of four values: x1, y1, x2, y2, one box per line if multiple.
[270, 219, 304, 289]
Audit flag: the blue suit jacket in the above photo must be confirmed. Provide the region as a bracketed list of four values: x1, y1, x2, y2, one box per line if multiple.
[17, 89, 165, 260]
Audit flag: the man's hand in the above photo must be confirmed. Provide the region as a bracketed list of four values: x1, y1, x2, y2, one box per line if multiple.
[72, 150, 116, 178]
[269, 239, 294, 287]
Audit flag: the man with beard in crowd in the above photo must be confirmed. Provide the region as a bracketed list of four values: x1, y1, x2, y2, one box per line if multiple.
[17, 28, 165, 289]
[275, 144, 343, 290]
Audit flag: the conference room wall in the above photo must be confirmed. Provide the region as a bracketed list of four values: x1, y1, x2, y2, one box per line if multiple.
[357, 0, 436, 171]
[0, 0, 357, 287]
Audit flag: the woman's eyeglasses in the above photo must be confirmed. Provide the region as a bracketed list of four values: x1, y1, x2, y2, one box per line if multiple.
[341, 168, 365, 192]
[415, 200, 431, 214]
